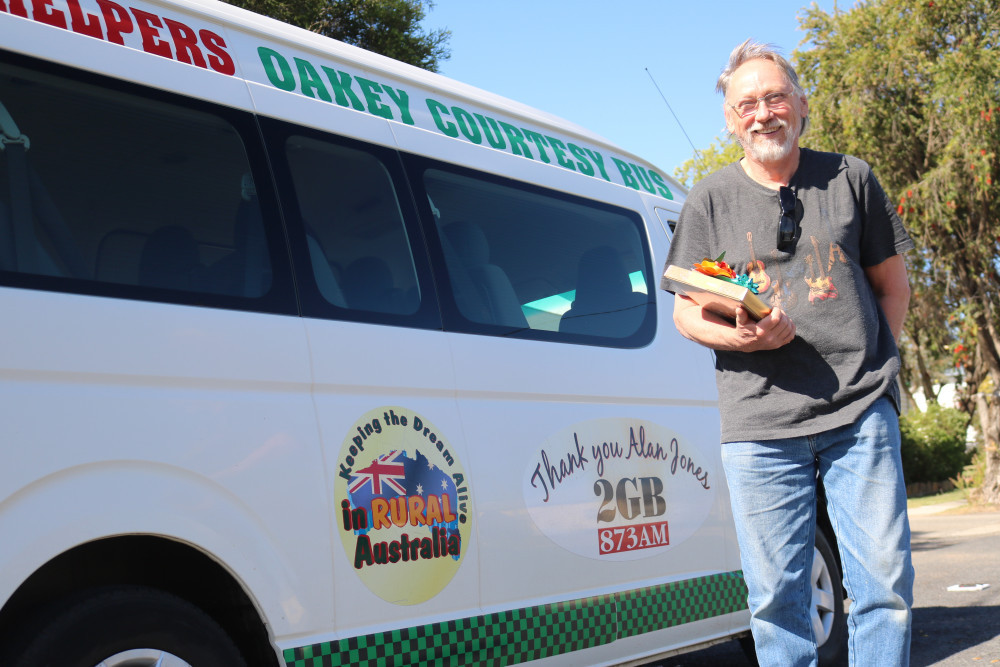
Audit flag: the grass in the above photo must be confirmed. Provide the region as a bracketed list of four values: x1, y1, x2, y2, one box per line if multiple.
[906, 486, 1000, 514]
[906, 487, 967, 509]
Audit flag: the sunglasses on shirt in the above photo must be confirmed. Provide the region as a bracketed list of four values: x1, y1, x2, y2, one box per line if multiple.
[778, 186, 798, 251]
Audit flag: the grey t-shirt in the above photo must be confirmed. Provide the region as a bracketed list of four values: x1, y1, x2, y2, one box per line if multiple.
[662, 148, 914, 443]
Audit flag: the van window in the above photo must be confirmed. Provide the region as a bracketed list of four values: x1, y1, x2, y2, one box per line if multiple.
[282, 136, 422, 316]
[654, 206, 678, 237]
[0, 57, 289, 311]
[419, 167, 655, 346]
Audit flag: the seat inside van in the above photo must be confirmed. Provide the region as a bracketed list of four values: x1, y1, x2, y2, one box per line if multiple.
[559, 245, 646, 338]
[442, 220, 528, 329]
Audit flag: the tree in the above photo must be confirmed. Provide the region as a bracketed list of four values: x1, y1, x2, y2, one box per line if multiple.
[674, 135, 744, 189]
[795, 0, 1000, 503]
[900, 404, 973, 484]
[316, 0, 450, 72]
[224, 0, 451, 72]
[223, 0, 324, 31]
[897, 254, 954, 410]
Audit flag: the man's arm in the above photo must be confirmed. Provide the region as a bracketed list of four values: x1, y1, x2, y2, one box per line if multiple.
[863, 254, 910, 343]
[673, 295, 796, 353]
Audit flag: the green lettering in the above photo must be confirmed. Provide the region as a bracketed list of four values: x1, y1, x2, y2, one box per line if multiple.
[258, 47, 295, 92]
[426, 98, 459, 137]
[650, 170, 674, 200]
[452, 106, 482, 144]
[585, 148, 610, 181]
[568, 143, 595, 176]
[356, 77, 393, 120]
[354, 535, 373, 569]
[474, 113, 507, 149]
[612, 157, 639, 189]
[630, 163, 657, 194]
[498, 121, 533, 159]
[320, 66, 365, 111]
[521, 130, 551, 164]
[384, 85, 414, 125]
[294, 57, 331, 102]
[545, 136, 575, 171]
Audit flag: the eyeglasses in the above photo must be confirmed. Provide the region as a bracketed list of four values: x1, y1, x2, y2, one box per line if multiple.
[778, 186, 797, 251]
[729, 91, 792, 118]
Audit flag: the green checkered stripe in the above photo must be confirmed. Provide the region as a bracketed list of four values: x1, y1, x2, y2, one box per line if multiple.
[283, 596, 616, 667]
[618, 571, 749, 638]
[284, 571, 747, 667]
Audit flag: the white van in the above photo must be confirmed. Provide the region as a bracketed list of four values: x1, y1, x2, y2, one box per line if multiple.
[0, 1, 846, 665]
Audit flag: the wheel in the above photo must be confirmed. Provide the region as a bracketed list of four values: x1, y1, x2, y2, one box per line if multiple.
[5, 585, 247, 667]
[813, 527, 847, 666]
[738, 527, 847, 666]
[95, 649, 195, 666]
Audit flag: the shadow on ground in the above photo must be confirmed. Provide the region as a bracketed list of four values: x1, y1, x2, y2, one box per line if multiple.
[911, 604, 1000, 667]
[653, 604, 1000, 666]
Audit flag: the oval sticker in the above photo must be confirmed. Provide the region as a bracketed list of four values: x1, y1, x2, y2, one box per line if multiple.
[523, 418, 716, 560]
[336, 407, 471, 605]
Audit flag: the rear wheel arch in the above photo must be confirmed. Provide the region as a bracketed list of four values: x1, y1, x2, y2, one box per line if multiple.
[0, 536, 277, 666]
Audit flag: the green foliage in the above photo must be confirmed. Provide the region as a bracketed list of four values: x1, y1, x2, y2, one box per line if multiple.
[673, 135, 744, 188]
[795, 0, 1000, 500]
[223, 0, 325, 31]
[224, 0, 451, 71]
[795, 0, 1000, 347]
[900, 405, 972, 484]
[952, 447, 987, 490]
[315, 0, 450, 72]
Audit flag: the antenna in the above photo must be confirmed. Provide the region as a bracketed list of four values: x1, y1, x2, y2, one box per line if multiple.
[645, 67, 703, 171]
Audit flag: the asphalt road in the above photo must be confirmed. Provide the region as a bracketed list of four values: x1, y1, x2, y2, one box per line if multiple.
[654, 505, 1000, 666]
[908, 507, 1000, 666]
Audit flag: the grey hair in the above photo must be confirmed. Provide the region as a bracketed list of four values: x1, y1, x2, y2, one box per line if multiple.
[716, 39, 804, 96]
[717, 39, 808, 134]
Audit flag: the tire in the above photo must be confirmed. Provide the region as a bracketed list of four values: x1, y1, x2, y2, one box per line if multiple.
[738, 527, 848, 666]
[6, 585, 247, 667]
[814, 527, 847, 666]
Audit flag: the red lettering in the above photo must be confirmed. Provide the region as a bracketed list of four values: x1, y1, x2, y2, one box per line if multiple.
[4, 0, 29, 18]
[200, 29, 235, 76]
[31, 0, 66, 28]
[597, 520, 670, 555]
[130, 8, 171, 58]
[66, 0, 102, 38]
[12, 0, 237, 80]
[96, 0, 132, 44]
[164, 17, 206, 68]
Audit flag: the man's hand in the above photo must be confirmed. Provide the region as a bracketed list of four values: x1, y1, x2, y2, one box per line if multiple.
[733, 306, 796, 352]
[673, 295, 796, 352]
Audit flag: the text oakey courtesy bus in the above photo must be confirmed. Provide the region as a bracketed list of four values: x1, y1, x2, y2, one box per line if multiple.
[0, 0, 847, 665]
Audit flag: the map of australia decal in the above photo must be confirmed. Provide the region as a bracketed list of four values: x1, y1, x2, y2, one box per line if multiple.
[336, 407, 471, 605]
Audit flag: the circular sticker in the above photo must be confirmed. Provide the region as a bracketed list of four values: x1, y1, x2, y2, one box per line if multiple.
[336, 407, 471, 605]
[523, 418, 716, 561]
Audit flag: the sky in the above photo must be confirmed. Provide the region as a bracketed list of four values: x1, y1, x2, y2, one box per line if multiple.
[425, 1, 840, 189]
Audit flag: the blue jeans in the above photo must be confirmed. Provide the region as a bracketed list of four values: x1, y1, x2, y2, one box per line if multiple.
[722, 396, 914, 667]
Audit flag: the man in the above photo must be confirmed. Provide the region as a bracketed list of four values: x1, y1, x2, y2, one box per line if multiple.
[662, 40, 914, 666]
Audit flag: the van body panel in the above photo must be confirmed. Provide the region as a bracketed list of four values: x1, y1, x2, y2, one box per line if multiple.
[0, 288, 333, 639]
[305, 322, 480, 633]
[0, 1, 750, 665]
[0, 5, 255, 110]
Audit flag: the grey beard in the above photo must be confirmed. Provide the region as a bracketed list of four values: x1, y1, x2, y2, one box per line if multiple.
[736, 119, 799, 163]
